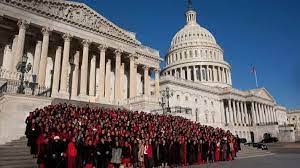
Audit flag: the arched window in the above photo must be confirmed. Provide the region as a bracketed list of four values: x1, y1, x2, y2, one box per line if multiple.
[180, 52, 182, 60]
[195, 50, 198, 57]
[189, 50, 193, 58]
[184, 51, 187, 58]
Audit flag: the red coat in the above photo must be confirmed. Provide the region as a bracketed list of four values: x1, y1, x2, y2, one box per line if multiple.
[146, 144, 153, 158]
[67, 142, 77, 157]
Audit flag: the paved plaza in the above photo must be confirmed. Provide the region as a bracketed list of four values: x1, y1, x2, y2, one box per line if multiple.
[194, 143, 300, 168]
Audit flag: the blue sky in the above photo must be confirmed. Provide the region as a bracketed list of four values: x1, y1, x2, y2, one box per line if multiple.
[77, 0, 300, 109]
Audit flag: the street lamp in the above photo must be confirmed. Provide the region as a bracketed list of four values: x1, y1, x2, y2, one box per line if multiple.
[160, 87, 173, 114]
[16, 53, 32, 94]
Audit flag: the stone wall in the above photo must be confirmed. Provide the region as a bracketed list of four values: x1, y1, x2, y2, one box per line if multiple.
[278, 126, 295, 142]
[0, 94, 52, 144]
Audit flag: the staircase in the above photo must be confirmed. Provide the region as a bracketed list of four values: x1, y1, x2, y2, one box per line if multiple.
[236, 144, 274, 159]
[0, 137, 37, 168]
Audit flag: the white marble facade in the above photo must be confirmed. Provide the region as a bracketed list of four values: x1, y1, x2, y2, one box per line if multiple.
[0, 0, 291, 142]
[159, 5, 289, 142]
[0, 0, 161, 111]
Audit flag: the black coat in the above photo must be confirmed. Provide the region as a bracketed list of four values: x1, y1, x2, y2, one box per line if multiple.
[159, 143, 168, 163]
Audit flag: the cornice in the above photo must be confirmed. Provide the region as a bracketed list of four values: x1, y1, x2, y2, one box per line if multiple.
[0, 0, 140, 46]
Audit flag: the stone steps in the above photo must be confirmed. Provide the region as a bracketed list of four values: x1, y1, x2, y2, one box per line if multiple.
[0, 137, 37, 168]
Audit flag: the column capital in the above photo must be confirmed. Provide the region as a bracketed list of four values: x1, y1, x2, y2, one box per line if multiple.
[81, 39, 91, 47]
[91, 55, 96, 61]
[128, 53, 138, 61]
[98, 44, 108, 51]
[142, 65, 149, 71]
[154, 68, 161, 73]
[17, 19, 30, 29]
[114, 48, 122, 56]
[41, 27, 53, 36]
[62, 33, 72, 42]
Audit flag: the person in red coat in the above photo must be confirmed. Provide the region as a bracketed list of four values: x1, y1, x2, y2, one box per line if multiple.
[67, 137, 77, 168]
[215, 141, 220, 162]
[144, 140, 153, 168]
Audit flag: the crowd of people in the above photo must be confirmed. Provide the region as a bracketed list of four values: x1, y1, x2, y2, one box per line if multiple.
[25, 103, 241, 168]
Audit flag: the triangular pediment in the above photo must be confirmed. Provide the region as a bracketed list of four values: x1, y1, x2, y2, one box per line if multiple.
[2, 0, 140, 45]
[251, 88, 275, 102]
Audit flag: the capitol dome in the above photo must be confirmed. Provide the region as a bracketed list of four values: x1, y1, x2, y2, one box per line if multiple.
[171, 22, 217, 49]
[161, 5, 232, 88]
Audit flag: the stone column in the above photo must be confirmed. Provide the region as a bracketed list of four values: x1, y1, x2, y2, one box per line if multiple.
[206, 66, 210, 81]
[155, 69, 160, 98]
[97, 44, 107, 100]
[244, 102, 249, 125]
[120, 63, 125, 100]
[89, 55, 96, 96]
[213, 66, 217, 82]
[10, 35, 18, 71]
[228, 69, 232, 85]
[79, 39, 90, 97]
[226, 105, 230, 124]
[32, 41, 42, 77]
[60, 33, 72, 95]
[268, 106, 275, 124]
[2, 45, 12, 70]
[228, 99, 233, 124]
[258, 104, 264, 124]
[268, 106, 272, 124]
[240, 101, 244, 124]
[220, 100, 225, 124]
[13, 20, 29, 71]
[255, 103, 260, 124]
[129, 55, 137, 98]
[193, 66, 197, 81]
[38, 27, 51, 86]
[114, 49, 122, 103]
[251, 102, 257, 125]
[226, 69, 230, 84]
[143, 66, 150, 96]
[187, 66, 191, 80]
[273, 107, 278, 123]
[105, 59, 111, 101]
[263, 105, 268, 124]
[236, 101, 241, 124]
[199, 65, 202, 81]
[51, 46, 62, 96]
[232, 100, 237, 125]
[71, 51, 80, 98]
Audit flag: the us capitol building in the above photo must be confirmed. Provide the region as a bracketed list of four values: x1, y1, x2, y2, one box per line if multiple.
[0, 0, 293, 144]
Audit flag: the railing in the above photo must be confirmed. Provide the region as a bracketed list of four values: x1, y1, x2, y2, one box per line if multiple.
[0, 80, 51, 97]
[0, 68, 31, 82]
[151, 106, 192, 115]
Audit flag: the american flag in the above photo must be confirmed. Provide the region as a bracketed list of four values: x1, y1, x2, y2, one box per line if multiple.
[251, 66, 256, 74]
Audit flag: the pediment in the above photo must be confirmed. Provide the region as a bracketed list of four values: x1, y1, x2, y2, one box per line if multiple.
[2, 0, 140, 45]
[251, 88, 275, 102]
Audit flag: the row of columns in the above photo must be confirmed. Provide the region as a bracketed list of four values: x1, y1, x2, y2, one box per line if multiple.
[225, 99, 250, 126]
[50, 36, 160, 103]
[224, 99, 277, 126]
[251, 102, 277, 125]
[5, 19, 160, 103]
[164, 65, 231, 85]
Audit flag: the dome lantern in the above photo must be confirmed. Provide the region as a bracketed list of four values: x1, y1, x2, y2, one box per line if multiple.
[186, 0, 197, 25]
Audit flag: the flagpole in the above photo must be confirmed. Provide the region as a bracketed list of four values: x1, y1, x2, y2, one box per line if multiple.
[254, 70, 258, 88]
